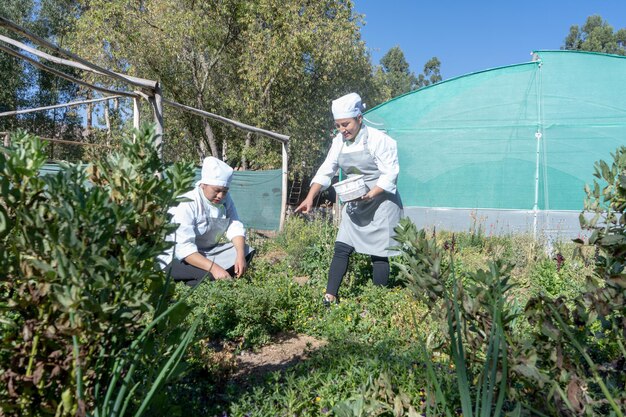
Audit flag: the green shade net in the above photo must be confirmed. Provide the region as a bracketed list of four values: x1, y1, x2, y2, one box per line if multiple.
[39, 164, 282, 231]
[365, 50, 626, 211]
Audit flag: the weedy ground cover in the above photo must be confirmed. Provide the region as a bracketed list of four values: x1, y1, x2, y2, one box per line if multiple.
[158, 213, 600, 417]
[2, 127, 623, 417]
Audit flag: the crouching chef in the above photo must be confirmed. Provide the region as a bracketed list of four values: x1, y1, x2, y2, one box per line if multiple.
[159, 156, 254, 286]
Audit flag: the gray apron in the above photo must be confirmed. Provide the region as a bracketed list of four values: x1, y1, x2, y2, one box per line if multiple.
[196, 188, 250, 269]
[336, 132, 403, 256]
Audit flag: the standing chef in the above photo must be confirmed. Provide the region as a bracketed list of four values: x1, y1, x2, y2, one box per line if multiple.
[159, 156, 253, 286]
[295, 92, 403, 305]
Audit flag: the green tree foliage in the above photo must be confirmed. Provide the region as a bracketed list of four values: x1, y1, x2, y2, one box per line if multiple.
[68, 0, 374, 175]
[564, 14, 626, 55]
[373, 46, 417, 105]
[371, 45, 441, 106]
[29, 0, 84, 160]
[236, 0, 375, 173]
[373, 46, 417, 101]
[0, 0, 35, 127]
[418, 56, 442, 88]
[0, 0, 84, 160]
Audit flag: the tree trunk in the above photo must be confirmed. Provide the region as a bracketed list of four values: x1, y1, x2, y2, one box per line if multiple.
[86, 91, 92, 138]
[242, 132, 252, 170]
[222, 139, 228, 163]
[194, 91, 219, 159]
[202, 117, 220, 158]
[196, 136, 208, 160]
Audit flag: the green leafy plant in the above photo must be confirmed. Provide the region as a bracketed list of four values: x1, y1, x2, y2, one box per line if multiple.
[273, 214, 337, 277]
[0, 125, 196, 416]
[91, 291, 200, 417]
[577, 146, 626, 337]
[520, 147, 626, 417]
[391, 218, 519, 417]
[333, 372, 421, 417]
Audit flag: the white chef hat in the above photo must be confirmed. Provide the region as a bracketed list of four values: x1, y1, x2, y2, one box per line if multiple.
[196, 156, 234, 187]
[331, 92, 364, 119]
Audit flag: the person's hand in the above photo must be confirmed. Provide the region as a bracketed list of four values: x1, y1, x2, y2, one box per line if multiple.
[295, 198, 313, 213]
[210, 264, 231, 280]
[233, 254, 247, 278]
[361, 186, 385, 201]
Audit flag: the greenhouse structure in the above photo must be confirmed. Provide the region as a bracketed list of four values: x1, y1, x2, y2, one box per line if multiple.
[363, 50, 626, 240]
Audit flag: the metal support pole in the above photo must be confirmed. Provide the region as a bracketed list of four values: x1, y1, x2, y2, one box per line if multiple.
[533, 131, 542, 238]
[533, 60, 543, 239]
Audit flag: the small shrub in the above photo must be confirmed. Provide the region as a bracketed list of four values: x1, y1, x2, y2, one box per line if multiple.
[392, 218, 520, 416]
[184, 272, 320, 351]
[0, 125, 195, 416]
[273, 215, 336, 278]
[521, 147, 626, 416]
[529, 259, 583, 299]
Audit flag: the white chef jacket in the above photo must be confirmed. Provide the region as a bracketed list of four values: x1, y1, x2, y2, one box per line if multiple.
[158, 187, 246, 267]
[311, 125, 399, 193]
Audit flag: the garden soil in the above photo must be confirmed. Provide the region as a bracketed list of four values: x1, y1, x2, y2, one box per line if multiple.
[232, 333, 326, 383]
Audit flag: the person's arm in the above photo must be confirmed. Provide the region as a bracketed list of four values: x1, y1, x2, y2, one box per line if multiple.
[224, 196, 247, 277]
[295, 182, 323, 213]
[231, 235, 247, 277]
[182, 252, 231, 279]
[369, 131, 400, 195]
[295, 136, 342, 213]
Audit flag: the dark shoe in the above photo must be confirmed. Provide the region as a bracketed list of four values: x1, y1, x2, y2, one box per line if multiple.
[323, 294, 338, 308]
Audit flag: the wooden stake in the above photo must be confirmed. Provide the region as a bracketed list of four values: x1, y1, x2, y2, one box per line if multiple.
[0, 19, 157, 89]
[0, 95, 123, 117]
[150, 83, 164, 157]
[133, 98, 141, 129]
[0, 43, 137, 98]
[280, 141, 289, 232]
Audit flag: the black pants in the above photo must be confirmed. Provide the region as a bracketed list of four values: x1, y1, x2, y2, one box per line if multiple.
[166, 251, 255, 287]
[326, 241, 389, 297]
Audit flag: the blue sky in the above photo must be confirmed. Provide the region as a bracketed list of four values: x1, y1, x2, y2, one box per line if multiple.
[354, 0, 626, 80]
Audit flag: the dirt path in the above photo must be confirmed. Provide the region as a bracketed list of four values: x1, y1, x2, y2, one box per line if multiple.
[231, 333, 326, 383]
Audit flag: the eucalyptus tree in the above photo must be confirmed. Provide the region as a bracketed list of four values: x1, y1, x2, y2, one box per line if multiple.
[29, 0, 83, 159]
[371, 45, 441, 107]
[417, 56, 441, 88]
[234, 0, 374, 172]
[372, 46, 417, 103]
[564, 15, 626, 55]
[69, 0, 374, 173]
[70, 0, 245, 161]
